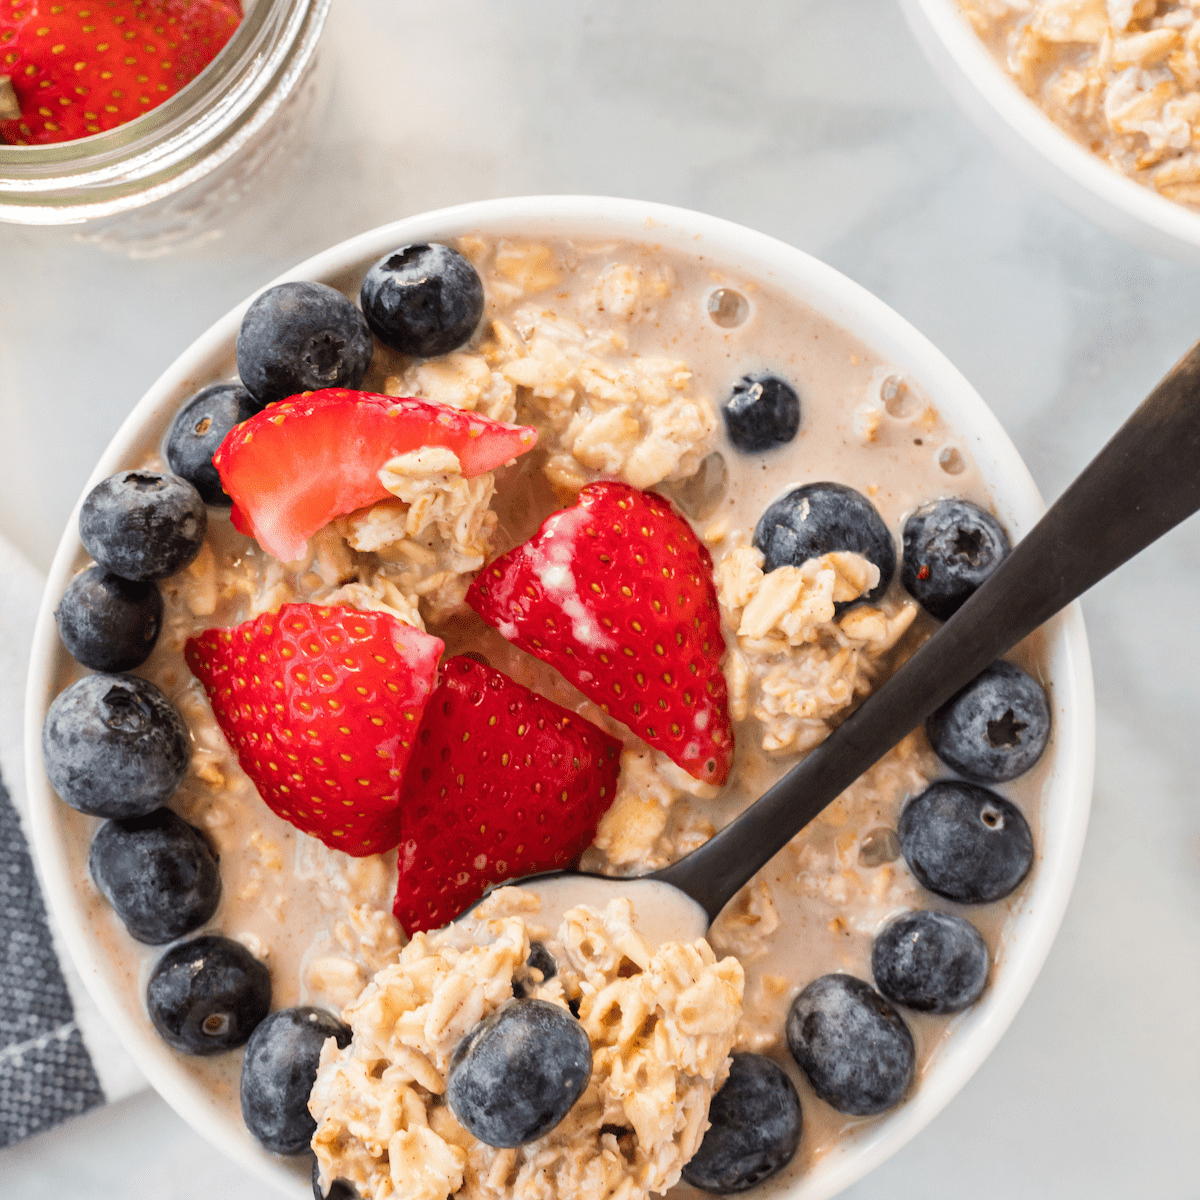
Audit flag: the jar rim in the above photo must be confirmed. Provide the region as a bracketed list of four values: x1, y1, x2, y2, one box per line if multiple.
[0, 0, 329, 222]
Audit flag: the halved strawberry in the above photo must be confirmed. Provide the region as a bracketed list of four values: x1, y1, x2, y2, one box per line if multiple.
[185, 603, 443, 856]
[393, 655, 622, 935]
[0, 0, 242, 147]
[467, 482, 733, 785]
[213, 388, 537, 563]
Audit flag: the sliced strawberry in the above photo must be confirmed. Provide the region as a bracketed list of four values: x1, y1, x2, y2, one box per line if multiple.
[467, 482, 733, 785]
[185, 603, 443, 856]
[0, 0, 241, 147]
[393, 655, 622, 935]
[213, 388, 538, 563]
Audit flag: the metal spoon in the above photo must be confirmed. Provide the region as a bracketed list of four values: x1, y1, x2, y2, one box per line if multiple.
[475, 338, 1200, 944]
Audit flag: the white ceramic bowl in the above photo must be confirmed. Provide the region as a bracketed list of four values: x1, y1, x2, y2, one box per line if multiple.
[901, 0, 1200, 266]
[24, 196, 1095, 1199]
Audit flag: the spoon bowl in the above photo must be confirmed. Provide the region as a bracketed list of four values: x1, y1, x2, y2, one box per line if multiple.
[485, 872, 710, 949]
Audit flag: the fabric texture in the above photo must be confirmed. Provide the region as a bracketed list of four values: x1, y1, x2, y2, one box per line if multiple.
[0, 776, 105, 1145]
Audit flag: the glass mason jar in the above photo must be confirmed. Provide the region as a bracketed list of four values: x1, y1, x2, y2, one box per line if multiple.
[0, 0, 330, 255]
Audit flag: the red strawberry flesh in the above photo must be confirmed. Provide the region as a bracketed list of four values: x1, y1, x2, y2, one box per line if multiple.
[0, 0, 242, 146]
[213, 388, 538, 563]
[185, 603, 443, 856]
[467, 482, 733, 785]
[393, 655, 622, 935]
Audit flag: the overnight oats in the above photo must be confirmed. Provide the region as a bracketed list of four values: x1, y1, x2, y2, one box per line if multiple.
[41, 231, 1055, 1199]
[956, 0, 1200, 207]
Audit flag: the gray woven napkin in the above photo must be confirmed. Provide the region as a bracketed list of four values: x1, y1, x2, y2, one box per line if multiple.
[0, 536, 144, 1147]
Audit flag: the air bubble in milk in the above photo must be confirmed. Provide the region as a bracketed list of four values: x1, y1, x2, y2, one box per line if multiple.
[707, 288, 749, 328]
[658, 452, 729, 520]
[881, 375, 920, 419]
[858, 826, 900, 867]
[938, 446, 966, 475]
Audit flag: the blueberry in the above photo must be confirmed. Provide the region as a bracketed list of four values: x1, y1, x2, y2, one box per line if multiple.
[42, 673, 189, 819]
[722, 374, 801, 452]
[926, 660, 1050, 783]
[360, 243, 484, 358]
[901, 498, 1011, 621]
[88, 808, 221, 945]
[236, 281, 374, 408]
[447, 999, 591, 1146]
[55, 566, 162, 672]
[871, 911, 989, 1014]
[753, 482, 894, 604]
[898, 781, 1034, 904]
[681, 1052, 801, 1193]
[512, 941, 557, 999]
[146, 934, 271, 1055]
[242, 1006, 351, 1154]
[79, 471, 207, 582]
[312, 1159, 359, 1200]
[165, 383, 260, 505]
[527, 941, 557, 981]
[785, 974, 914, 1116]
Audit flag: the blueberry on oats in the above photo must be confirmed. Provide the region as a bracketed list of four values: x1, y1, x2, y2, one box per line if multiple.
[237, 281, 373, 408]
[360, 243, 484, 358]
[753, 482, 894, 604]
[448, 999, 591, 1147]
[682, 1052, 801, 1192]
[241, 1006, 352, 1154]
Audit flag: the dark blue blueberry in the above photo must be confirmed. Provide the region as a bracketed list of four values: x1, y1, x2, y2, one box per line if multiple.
[55, 566, 162, 672]
[236, 281, 373, 408]
[42, 673, 189, 819]
[512, 941, 557, 999]
[447, 999, 591, 1147]
[360, 243, 484, 358]
[898, 780, 1034, 904]
[312, 1159, 360, 1200]
[241, 1006, 351, 1154]
[79, 470, 207, 582]
[527, 941, 557, 981]
[786, 974, 914, 1116]
[722, 374, 801, 453]
[681, 1053, 801, 1193]
[753, 482, 894, 605]
[165, 383, 260, 505]
[901, 498, 1011, 621]
[88, 808, 221, 945]
[146, 934, 271, 1055]
[926, 660, 1050, 783]
[871, 910, 990, 1014]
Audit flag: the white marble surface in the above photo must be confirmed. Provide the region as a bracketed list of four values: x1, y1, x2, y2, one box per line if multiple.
[2, 0, 1198, 1195]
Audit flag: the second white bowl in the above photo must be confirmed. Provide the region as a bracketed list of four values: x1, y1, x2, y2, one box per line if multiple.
[902, 0, 1200, 266]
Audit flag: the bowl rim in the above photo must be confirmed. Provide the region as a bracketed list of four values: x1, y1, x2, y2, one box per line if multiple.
[901, 0, 1200, 257]
[23, 194, 1096, 1199]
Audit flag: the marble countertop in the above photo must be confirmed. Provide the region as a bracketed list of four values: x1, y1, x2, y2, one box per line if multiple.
[1, 0, 1197, 1195]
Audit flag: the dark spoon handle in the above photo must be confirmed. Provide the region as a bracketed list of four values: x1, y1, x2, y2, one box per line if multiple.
[655, 338, 1200, 923]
